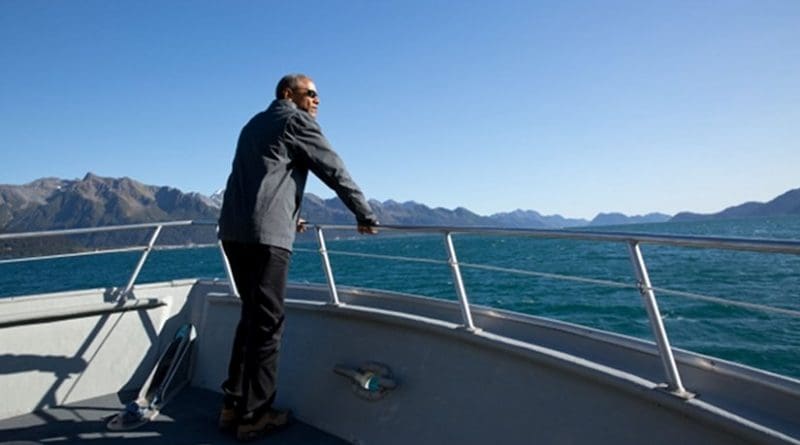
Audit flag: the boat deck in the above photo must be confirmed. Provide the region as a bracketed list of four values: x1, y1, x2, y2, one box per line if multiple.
[0, 386, 349, 444]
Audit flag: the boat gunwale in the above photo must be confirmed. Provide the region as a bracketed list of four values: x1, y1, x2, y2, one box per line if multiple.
[281, 282, 800, 393]
[258, 283, 800, 445]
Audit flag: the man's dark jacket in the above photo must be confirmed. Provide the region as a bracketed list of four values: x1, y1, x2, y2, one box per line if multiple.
[218, 99, 376, 251]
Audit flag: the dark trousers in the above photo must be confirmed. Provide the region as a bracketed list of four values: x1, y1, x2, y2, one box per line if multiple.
[221, 241, 292, 415]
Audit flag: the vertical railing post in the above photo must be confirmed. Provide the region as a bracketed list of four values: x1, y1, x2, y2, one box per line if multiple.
[627, 241, 688, 396]
[315, 227, 340, 305]
[444, 232, 477, 331]
[121, 225, 163, 298]
[218, 240, 239, 298]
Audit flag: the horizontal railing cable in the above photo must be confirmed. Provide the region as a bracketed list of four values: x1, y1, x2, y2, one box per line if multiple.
[153, 243, 218, 251]
[649, 286, 800, 318]
[0, 243, 219, 265]
[294, 247, 449, 266]
[461, 262, 800, 319]
[0, 247, 147, 265]
[298, 245, 800, 319]
[459, 261, 637, 290]
[0, 220, 205, 240]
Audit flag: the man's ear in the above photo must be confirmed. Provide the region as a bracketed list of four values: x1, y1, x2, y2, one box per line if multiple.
[281, 88, 292, 99]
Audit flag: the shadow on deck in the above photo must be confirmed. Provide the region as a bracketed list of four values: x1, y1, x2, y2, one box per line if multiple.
[0, 386, 349, 444]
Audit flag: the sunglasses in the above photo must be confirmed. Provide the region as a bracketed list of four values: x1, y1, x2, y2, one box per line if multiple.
[294, 88, 318, 99]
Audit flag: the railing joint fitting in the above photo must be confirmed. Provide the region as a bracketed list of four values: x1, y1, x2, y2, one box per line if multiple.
[654, 383, 695, 400]
[457, 325, 481, 334]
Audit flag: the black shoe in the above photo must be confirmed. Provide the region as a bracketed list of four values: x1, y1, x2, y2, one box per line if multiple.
[218, 395, 241, 431]
[235, 408, 291, 442]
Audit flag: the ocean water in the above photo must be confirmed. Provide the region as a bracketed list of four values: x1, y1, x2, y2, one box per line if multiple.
[2, 216, 799, 379]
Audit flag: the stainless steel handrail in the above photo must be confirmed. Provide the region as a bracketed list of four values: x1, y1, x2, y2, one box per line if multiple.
[0, 220, 214, 240]
[310, 223, 800, 397]
[313, 224, 800, 254]
[3, 220, 799, 396]
[0, 220, 226, 300]
[5, 221, 800, 253]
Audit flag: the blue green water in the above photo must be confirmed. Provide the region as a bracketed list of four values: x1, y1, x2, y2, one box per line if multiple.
[2, 216, 799, 379]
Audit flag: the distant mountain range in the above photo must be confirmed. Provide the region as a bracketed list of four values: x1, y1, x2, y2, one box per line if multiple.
[301, 195, 671, 228]
[672, 188, 800, 221]
[0, 173, 218, 232]
[1, 174, 798, 237]
[0, 174, 222, 255]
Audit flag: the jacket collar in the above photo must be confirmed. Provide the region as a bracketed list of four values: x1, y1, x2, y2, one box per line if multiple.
[270, 99, 297, 110]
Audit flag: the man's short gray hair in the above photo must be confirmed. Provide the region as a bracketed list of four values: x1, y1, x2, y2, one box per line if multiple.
[275, 74, 310, 99]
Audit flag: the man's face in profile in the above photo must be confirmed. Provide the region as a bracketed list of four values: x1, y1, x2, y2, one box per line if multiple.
[288, 78, 320, 118]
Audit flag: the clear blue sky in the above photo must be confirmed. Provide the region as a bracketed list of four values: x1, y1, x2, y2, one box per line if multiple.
[1, 1, 798, 219]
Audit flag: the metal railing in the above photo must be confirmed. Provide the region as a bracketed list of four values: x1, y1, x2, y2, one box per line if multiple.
[3, 221, 800, 397]
[306, 224, 800, 397]
[0, 220, 225, 298]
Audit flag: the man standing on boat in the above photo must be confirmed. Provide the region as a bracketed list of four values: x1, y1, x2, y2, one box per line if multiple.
[217, 73, 378, 441]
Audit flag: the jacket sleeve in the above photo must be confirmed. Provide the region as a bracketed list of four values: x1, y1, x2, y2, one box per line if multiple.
[288, 112, 378, 225]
